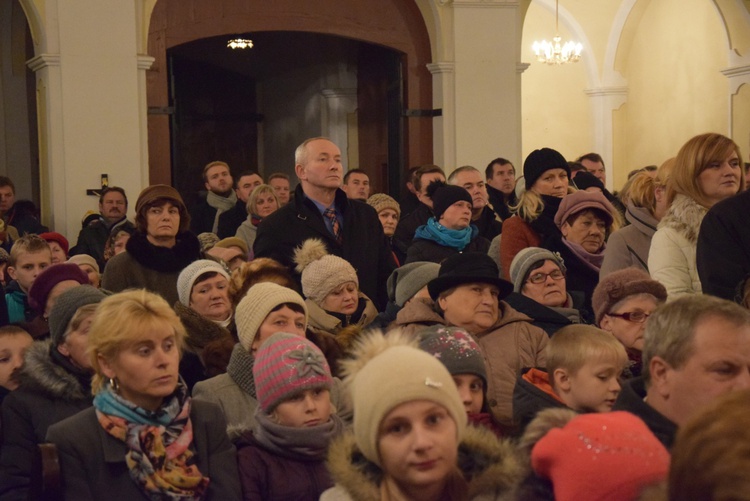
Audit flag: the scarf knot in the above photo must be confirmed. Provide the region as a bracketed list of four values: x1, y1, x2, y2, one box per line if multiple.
[414, 218, 478, 251]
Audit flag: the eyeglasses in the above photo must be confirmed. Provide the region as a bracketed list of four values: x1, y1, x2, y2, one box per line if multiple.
[606, 311, 650, 323]
[527, 269, 565, 284]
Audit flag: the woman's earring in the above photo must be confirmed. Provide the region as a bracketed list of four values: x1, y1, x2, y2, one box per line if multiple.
[109, 377, 119, 392]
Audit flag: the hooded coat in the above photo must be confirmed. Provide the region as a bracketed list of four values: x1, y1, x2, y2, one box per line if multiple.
[0, 341, 92, 499]
[648, 194, 707, 299]
[320, 424, 522, 501]
[394, 298, 548, 425]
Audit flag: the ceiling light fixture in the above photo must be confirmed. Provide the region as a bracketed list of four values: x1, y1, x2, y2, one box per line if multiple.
[532, 0, 582, 65]
[227, 38, 254, 50]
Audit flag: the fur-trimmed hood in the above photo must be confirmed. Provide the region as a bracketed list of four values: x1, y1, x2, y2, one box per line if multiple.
[16, 340, 91, 402]
[173, 301, 234, 352]
[324, 424, 523, 501]
[657, 194, 707, 245]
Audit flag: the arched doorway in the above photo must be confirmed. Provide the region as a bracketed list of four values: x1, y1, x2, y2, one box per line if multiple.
[147, 0, 433, 197]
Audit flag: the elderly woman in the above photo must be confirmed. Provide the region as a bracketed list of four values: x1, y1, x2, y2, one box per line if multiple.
[505, 247, 585, 336]
[600, 159, 673, 277]
[0, 286, 105, 498]
[405, 181, 489, 264]
[367, 193, 403, 265]
[102, 185, 201, 305]
[174, 259, 236, 391]
[549, 190, 617, 316]
[394, 252, 547, 425]
[67, 254, 101, 288]
[500, 148, 573, 279]
[294, 238, 378, 350]
[650, 133, 744, 298]
[45, 289, 241, 500]
[321, 330, 520, 500]
[236, 184, 280, 254]
[592, 268, 667, 378]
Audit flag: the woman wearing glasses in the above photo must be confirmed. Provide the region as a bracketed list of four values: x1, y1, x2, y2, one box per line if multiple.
[592, 268, 667, 378]
[506, 247, 586, 336]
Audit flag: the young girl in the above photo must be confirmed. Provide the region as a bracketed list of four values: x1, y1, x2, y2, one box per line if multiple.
[236, 332, 345, 500]
[322, 330, 520, 500]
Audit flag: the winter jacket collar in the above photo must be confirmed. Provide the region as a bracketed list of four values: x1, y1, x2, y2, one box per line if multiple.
[307, 294, 378, 332]
[657, 194, 707, 245]
[173, 301, 234, 352]
[125, 230, 201, 273]
[17, 340, 92, 402]
[625, 202, 658, 236]
[325, 425, 522, 501]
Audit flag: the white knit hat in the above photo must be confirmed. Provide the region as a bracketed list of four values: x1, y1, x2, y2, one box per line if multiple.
[235, 282, 309, 352]
[294, 239, 358, 305]
[176, 259, 230, 306]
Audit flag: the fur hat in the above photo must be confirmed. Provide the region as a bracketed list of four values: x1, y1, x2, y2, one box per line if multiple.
[253, 332, 333, 413]
[592, 268, 668, 324]
[417, 325, 487, 387]
[235, 282, 308, 352]
[340, 330, 467, 467]
[48, 285, 106, 346]
[387, 261, 441, 307]
[214, 236, 249, 256]
[524, 148, 570, 190]
[509, 247, 567, 293]
[176, 259, 230, 307]
[366, 193, 401, 219]
[197, 232, 219, 253]
[67, 254, 100, 274]
[426, 180, 473, 221]
[28, 263, 89, 312]
[39, 232, 69, 255]
[294, 238, 358, 305]
[428, 252, 513, 301]
[554, 190, 616, 228]
[531, 411, 670, 501]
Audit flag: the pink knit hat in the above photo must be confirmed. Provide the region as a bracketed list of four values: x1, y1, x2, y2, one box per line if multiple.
[252, 332, 333, 413]
[532, 411, 670, 501]
[554, 190, 616, 228]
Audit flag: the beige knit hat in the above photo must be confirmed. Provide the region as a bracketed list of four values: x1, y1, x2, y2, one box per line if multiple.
[235, 282, 309, 352]
[366, 193, 401, 219]
[340, 330, 467, 467]
[67, 254, 100, 274]
[294, 238, 358, 305]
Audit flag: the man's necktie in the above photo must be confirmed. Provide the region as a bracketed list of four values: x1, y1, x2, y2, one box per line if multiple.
[324, 208, 342, 244]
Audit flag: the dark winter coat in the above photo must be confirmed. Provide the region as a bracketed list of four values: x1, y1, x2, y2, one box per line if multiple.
[504, 292, 584, 337]
[70, 216, 135, 270]
[392, 202, 432, 258]
[543, 234, 600, 319]
[487, 183, 516, 222]
[405, 232, 490, 265]
[697, 189, 750, 301]
[217, 200, 248, 239]
[321, 424, 522, 501]
[474, 206, 503, 241]
[189, 192, 219, 235]
[253, 184, 395, 310]
[512, 367, 567, 431]
[236, 432, 333, 501]
[101, 230, 201, 305]
[613, 377, 677, 449]
[45, 400, 241, 500]
[0, 341, 92, 500]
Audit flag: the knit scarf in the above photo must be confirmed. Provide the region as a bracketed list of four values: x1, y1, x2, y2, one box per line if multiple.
[562, 238, 606, 272]
[253, 410, 344, 461]
[529, 195, 563, 240]
[93, 381, 209, 500]
[226, 343, 256, 399]
[414, 218, 478, 251]
[206, 190, 237, 234]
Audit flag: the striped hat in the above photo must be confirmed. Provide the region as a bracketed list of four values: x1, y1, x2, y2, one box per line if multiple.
[252, 332, 333, 413]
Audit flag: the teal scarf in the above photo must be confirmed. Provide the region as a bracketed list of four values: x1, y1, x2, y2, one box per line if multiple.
[414, 218, 478, 251]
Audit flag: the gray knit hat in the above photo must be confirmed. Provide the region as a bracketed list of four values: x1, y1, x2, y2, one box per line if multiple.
[48, 285, 106, 346]
[235, 282, 308, 352]
[509, 247, 567, 292]
[417, 325, 487, 386]
[294, 239, 358, 305]
[176, 259, 230, 306]
[388, 261, 441, 307]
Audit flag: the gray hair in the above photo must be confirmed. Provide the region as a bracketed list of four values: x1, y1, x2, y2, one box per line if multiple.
[294, 136, 332, 166]
[447, 165, 481, 184]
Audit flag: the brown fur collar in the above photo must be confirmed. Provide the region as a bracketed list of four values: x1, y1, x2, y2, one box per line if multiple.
[326, 425, 523, 500]
[173, 301, 234, 352]
[657, 194, 708, 245]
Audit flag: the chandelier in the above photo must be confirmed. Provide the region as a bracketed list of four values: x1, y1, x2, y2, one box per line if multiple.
[227, 38, 254, 50]
[532, 0, 582, 65]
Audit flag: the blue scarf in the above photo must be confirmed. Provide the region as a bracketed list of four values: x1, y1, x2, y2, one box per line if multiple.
[93, 379, 187, 427]
[414, 218, 478, 251]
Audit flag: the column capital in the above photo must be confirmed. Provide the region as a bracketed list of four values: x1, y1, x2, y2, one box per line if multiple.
[27, 54, 61, 72]
[137, 55, 155, 70]
[427, 62, 455, 75]
[517, 62, 530, 74]
[320, 88, 357, 100]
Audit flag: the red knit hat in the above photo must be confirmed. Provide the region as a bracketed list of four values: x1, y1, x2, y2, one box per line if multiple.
[39, 232, 69, 255]
[531, 411, 670, 501]
[252, 332, 332, 413]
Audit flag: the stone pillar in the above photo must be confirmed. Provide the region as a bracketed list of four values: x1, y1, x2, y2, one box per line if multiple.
[584, 86, 628, 191]
[427, 62, 455, 170]
[321, 88, 358, 169]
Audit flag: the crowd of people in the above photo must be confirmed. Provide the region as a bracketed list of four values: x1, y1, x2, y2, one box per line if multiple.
[0, 132, 748, 499]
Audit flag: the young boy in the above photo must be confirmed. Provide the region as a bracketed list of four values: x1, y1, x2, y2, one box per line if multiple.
[0, 326, 33, 405]
[513, 324, 627, 431]
[5, 235, 52, 323]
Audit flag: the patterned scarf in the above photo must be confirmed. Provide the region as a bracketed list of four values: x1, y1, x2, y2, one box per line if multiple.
[226, 343, 256, 399]
[93, 381, 210, 500]
[414, 218, 478, 251]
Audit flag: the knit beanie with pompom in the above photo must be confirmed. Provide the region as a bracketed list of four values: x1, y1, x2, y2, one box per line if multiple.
[294, 238, 358, 305]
